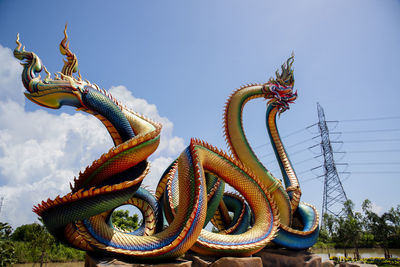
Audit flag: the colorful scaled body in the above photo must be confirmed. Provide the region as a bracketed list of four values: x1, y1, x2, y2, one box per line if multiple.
[13, 26, 319, 260]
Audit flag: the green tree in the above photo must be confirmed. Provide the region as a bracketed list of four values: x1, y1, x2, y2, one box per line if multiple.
[324, 213, 336, 238]
[11, 223, 44, 242]
[0, 222, 17, 266]
[387, 204, 400, 247]
[332, 200, 363, 259]
[111, 209, 139, 232]
[12, 222, 54, 266]
[315, 199, 400, 257]
[320, 213, 336, 243]
[317, 227, 330, 244]
[362, 199, 397, 259]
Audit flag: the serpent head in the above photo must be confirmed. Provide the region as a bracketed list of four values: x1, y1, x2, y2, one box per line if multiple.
[263, 55, 297, 114]
[14, 29, 135, 144]
[14, 30, 88, 110]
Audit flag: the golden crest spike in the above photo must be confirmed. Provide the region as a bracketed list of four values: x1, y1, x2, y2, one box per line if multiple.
[60, 23, 69, 56]
[78, 70, 82, 81]
[64, 24, 69, 45]
[43, 66, 51, 80]
[16, 33, 22, 50]
[270, 54, 295, 86]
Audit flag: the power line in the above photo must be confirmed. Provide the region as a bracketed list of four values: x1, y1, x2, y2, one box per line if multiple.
[282, 138, 314, 149]
[341, 128, 400, 134]
[300, 176, 320, 183]
[253, 128, 309, 150]
[254, 113, 400, 198]
[269, 157, 317, 174]
[0, 197, 4, 215]
[339, 116, 400, 122]
[344, 138, 400, 143]
[349, 162, 400, 165]
[262, 147, 311, 163]
[297, 170, 311, 175]
[282, 127, 307, 138]
[293, 157, 316, 166]
[253, 143, 269, 150]
[350, 171, 400, 174]
[346, 149, 400, 153]
[254, 119, 400, 153]
[298, 170, 400, 183]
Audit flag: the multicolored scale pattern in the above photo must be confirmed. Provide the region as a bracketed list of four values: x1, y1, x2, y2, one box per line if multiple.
[13, 27, 319, 261]
[223, 82, 319, 249]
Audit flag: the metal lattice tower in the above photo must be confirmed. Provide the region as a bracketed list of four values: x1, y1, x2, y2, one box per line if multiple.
[317, 103, 348, 222]
[0, 196, 3, 215]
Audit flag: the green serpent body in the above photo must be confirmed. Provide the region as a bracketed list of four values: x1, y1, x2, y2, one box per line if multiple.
[13, 27, 319, 260]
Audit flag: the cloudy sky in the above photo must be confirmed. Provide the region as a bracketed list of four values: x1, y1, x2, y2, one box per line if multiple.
[0, 0, 399, 228]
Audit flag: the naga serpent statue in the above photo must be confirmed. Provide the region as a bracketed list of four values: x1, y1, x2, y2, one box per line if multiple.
[13, 26, 319, 260]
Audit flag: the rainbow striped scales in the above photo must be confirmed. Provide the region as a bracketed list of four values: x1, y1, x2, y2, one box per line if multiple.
[13, 26, 319, 260]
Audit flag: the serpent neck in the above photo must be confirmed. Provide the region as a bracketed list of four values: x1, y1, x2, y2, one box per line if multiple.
[224, 85, 281, 192]
[224, 85, 300, 213]
[82, 87, 158, 146]
[266, 105, 301, 211]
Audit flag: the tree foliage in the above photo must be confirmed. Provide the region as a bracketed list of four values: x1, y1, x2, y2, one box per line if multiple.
[11, 222, 56, 266]
[111, 209, 140, 232]
[9, 221, 84, 265]
[11, 222, 49, 242]
[0, 222, 17, 266]
[362, 199, 400, 258]
[0, 210, 141, 265]
[331, 200, 363, 259]
[318, 199, 400, 259]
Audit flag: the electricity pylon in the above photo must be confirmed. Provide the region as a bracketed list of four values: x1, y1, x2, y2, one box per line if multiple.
[316, 103, 349, 224]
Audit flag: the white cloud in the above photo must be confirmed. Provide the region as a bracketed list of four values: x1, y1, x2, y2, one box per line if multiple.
[0, 45, 25, 105]
[0, 101, 112, 228]
[0, 45, 185, 229]
[370, 202, 384, 216]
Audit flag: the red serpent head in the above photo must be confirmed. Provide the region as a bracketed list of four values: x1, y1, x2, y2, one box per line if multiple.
[262, 54, 297, 114]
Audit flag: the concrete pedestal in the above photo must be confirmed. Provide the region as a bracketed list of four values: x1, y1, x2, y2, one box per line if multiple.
[84, 248, 328, 267]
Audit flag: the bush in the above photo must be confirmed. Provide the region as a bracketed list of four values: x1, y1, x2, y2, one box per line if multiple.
[10, 222, 85, 264]
[0, 222, 17, 266]
[330, 256, 400, 266]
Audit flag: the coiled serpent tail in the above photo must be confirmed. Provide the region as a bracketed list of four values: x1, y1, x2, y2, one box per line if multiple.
[13, 27, 318, 260]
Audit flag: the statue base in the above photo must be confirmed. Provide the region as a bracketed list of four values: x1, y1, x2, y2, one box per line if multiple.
[85, 248, 324, 267]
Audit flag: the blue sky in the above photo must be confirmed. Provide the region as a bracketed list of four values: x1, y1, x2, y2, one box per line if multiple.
[0, 0, 399, 227]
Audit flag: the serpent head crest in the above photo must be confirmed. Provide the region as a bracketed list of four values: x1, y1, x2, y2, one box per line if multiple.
[263, 54, 297, 114]
[13, 25, 100, 110]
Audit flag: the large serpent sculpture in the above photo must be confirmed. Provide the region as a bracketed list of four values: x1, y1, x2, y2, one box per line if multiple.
[13, 26, 319, 260]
